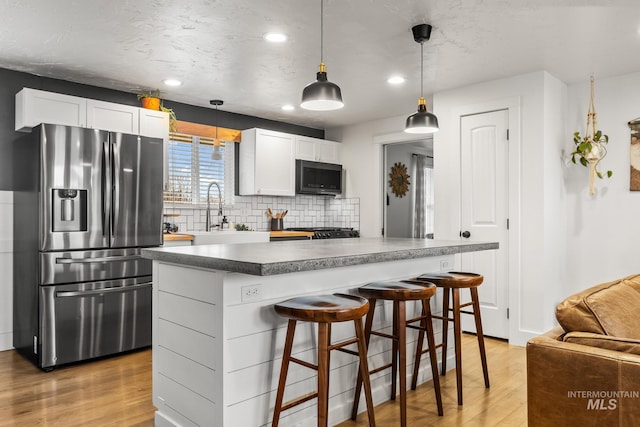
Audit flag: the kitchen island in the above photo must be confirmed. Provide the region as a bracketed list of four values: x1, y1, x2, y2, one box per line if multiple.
[142, 238, 497, 427]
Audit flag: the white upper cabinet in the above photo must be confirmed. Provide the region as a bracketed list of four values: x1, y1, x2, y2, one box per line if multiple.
[239, 128, 295, 196]
[139, 108, 169, 138]
[295, 136, 317, 161]
[15, 88, 87, 131]
[295, 135, 341, 164]
[139, 108, 170, 185]
[316, 140, 340, 164]
[86, 99, 139, 134]
[15, 87, 169, 138]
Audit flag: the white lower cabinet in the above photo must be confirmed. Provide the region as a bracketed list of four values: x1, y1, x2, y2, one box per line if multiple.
[15, 88, 87, 131]
[239, 128, 295, 196]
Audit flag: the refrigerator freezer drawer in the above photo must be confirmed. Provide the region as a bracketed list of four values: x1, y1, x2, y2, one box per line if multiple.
[39, 248, 152, 285]
[39, 277, 152, 368]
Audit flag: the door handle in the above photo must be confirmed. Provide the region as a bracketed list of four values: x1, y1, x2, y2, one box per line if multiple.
[55, 255, 142, 264]
[56, 282, 151, 297]
[460, 230, 471, 238]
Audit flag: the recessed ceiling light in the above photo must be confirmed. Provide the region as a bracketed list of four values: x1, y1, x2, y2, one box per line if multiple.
[264, 33, 287, 43]
[163, 79, 182, 86]
[281, 104, 295, 111]
[387, 76, 406, 85]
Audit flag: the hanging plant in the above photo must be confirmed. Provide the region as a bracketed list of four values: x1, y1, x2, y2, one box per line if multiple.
[570, 76, 612, 196]
[160, 103, 178, 132]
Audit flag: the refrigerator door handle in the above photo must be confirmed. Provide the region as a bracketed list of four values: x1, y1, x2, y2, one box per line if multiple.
[111, 137, 119, 242]
[102, 140, 111, 238]
[55, 255, 142, 264]
[55, 282, 152, 298]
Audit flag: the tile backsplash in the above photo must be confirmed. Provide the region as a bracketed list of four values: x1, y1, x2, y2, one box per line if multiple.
[163, 195, 360, 232]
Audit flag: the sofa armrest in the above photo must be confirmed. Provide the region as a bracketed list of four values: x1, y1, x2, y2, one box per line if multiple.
[563, 331, 640, 355]
[527, 327, 640, 427]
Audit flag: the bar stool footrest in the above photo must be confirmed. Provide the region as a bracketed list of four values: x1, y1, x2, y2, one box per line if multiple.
[289, 357, 318, 371]
[369, 362, 393, 376]
[371, 330, 395, 340]
[281, 391, 318, 412]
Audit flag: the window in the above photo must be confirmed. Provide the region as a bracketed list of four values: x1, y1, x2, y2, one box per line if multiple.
[164, 133, 227, 205]
[424, 164, 435, 235]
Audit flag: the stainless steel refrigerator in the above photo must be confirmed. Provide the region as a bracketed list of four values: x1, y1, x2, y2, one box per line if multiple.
[13, 123, 163, 370]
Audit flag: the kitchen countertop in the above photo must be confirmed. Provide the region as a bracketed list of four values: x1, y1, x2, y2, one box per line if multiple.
[269, 230, 314, 238]
[163, 233, 194, 241]
[142, 238, 498, 276]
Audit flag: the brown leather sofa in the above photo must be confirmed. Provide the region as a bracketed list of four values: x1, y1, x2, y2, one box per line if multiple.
[527, 274, 640, 426]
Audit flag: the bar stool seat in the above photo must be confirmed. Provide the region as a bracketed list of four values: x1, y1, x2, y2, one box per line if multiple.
[352, 281, 443, 427]
[410, 272, 489, 406]
[272, 294, 376, 427]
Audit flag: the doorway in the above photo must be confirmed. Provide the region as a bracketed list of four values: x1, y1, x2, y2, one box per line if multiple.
[383, 139, 433, 238]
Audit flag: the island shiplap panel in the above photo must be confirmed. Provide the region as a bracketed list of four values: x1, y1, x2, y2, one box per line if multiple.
[158, 319, 217, 368]
[156, 374, 216, 426]
[158, 292, 216, 336]
[158, 262, 222, 304]
[157, 346, 216, 402]
[154, 262, 225, 427]
[151, 254, 455, 426]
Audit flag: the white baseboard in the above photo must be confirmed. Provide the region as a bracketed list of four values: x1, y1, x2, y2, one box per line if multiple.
[0, 331, 13, 352]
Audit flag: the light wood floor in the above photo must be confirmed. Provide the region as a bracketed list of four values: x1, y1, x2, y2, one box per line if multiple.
[0, 348, 155, 427]
[0, 335, 526, 426]
[338, 334, 528, 426]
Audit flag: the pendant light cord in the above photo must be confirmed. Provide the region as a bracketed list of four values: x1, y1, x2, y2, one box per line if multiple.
[420, 41, 424, 98]
[320, 0, 324, 64]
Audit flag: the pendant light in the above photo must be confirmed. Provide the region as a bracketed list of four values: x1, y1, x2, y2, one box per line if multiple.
[210, 99, 223, 160]
[300, 0, 344, 111]
[405, 24, 439, 134]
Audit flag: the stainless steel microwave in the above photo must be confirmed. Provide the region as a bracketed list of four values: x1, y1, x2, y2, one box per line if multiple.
[295, 160, 342, 195]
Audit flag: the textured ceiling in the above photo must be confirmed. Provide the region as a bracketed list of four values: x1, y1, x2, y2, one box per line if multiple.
[1, 0, 639, 129]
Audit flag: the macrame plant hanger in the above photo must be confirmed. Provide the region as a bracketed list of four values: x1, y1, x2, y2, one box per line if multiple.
[585, 76, 606, 196]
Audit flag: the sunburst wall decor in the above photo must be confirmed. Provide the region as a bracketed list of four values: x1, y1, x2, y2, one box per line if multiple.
[389, 162, 410, 197]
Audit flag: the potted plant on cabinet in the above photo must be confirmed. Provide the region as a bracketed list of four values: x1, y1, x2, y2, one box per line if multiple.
[137, 89, 178, 132]
[137, 89, 162, 110]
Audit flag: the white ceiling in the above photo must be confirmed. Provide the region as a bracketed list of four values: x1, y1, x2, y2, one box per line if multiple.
[1, 0, 639, 130]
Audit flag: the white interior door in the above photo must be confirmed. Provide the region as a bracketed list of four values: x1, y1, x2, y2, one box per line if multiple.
[460, 110, 509, 339]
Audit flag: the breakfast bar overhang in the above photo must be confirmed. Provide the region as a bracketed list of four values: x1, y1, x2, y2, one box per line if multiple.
[142, 238, 498, 427]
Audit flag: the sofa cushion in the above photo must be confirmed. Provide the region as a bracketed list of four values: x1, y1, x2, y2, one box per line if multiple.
[562, 331, 640, 355]
[555, 274, 640, 339]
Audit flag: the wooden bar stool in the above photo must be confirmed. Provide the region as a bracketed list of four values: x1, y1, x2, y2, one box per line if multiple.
[410, 272, 489, 406]
[272, 293, 376, 427]
[351, 281, 443, 427]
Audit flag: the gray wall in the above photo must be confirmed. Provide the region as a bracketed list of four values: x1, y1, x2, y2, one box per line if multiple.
[0, 67, 323, 191]
[384, 141, 432, 238]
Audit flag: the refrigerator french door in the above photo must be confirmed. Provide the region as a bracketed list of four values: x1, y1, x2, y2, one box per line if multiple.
[40, 125, 163, 251]
[14, 124, 163, 370]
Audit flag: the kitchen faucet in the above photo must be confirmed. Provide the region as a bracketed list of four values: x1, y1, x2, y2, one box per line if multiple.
[205, 181, 224, 231]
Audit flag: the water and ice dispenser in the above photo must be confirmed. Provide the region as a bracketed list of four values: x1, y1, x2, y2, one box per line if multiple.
[52, 189, 87, 232]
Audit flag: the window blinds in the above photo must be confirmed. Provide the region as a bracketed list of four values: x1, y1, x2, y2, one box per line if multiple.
[164, 133, 226, 205]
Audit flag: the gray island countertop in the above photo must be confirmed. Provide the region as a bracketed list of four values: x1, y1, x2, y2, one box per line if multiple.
[142, 238, 498, 276]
